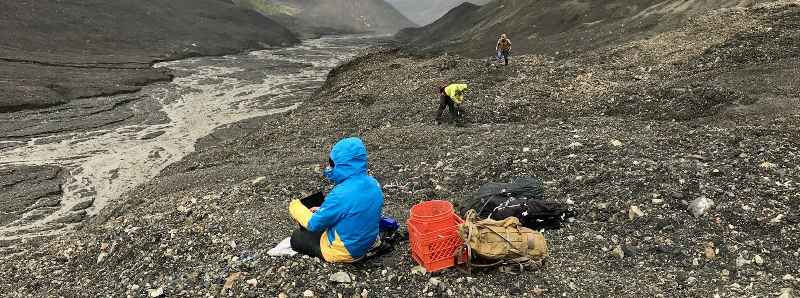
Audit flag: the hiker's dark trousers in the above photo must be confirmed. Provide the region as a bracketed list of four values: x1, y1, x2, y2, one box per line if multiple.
[436, 94, 459, 123]
[291, 228, 324, 259]
[499, 50, 510, 65]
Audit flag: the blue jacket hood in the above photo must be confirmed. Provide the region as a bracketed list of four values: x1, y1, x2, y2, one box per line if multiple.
[324, 137, 368, 184]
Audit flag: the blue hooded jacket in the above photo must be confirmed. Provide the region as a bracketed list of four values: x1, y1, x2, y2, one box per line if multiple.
[303, 137, 383, 259]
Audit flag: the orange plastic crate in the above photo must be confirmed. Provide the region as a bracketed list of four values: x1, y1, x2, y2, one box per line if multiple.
[408, 211, 466, 272]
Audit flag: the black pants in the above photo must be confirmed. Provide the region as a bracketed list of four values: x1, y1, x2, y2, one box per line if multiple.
[436, 94, 460, 123]
[290, 228, 324, 259]
[500, 50, 511, 65]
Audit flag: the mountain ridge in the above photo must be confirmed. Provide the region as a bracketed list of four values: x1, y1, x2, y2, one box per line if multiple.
[235, 0, 416, 38]
[397, 0, 754, 58]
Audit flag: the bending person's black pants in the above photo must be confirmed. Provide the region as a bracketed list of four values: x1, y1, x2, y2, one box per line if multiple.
[436, 94, 459, 123]
[290, 228, 324, 259]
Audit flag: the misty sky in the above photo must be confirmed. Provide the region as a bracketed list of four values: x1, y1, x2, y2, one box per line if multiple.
[385, 0, 492, 25]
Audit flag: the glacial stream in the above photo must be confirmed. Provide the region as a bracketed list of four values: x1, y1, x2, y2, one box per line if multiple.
[0, 35, 383, 240]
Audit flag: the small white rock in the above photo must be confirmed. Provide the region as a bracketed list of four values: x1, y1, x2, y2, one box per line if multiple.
[567, 142, 583, 149]
[148, 287, 163, 298]
[628, 205, 645, 220]
[759, 161, 778, 169]
[778, 288, 794, 298]
[303, 290, 315, 297]
[411, 265, 427, 275]
[610, 139, 623, 147]
[736, 255, 750, 267]
[329, 271, 353, 283]
[246, 278, 258, 287]
[688, 197, 714, 217]
[251, 176, 267, 185]
[753, 255, 764, 265]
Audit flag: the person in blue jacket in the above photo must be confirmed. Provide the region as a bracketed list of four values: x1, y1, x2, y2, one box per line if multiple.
[288, 137, 384, 262]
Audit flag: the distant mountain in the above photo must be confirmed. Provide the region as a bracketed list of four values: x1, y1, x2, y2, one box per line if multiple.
[397, 0, 744, 57]
[385, 0, 492, 25]
[0, 0, 298, 113]
[235, 0, 416, 38]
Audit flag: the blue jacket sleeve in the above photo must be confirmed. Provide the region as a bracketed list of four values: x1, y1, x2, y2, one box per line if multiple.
[307, 190, 346, 232]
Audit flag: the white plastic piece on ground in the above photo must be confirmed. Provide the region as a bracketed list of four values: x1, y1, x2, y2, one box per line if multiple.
[268, 237, 298, 257]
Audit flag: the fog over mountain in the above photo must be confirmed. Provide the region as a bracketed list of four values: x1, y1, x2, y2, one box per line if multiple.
[234, 0, 415, 37]
[385, 0, 492, 25]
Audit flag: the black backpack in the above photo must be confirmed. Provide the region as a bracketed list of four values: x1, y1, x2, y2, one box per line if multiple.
[456, 177, 575, 230]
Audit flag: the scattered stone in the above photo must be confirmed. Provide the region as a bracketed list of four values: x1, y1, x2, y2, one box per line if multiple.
[522, 147, 530, 152]
[753, 255, 764, 265]
[687, 154, 707, 161]
[736, 255, 750, 267]
[148, 287, 163, 297]
[628, 205, 645, 220]
[771, 214, 785, 224]
[688, 197, 714, 217]
[223, 272, 241, 291]
[610, 139, 623, 147]
[251, 176, 267, 185]
[361, 289, 369, 298]
[759, 161, 778, 170]
[784, 274, 795, 281]
[411, 265, 427, 275]
[612, 245, 625, 259]
[778, 288, 794, 298]
[246, 278, 258, 288]
[303, 289, 315, 297]
[567, 142, 583, 149]
[428, 277, 446, 291]
[330, 271, 353, 284]
[278, 293, 288, 298]
[651, 198, 664, 204]
[97, 251, 109, 264]
[704, 242, 717, 260]
[532, 288, 546, 296]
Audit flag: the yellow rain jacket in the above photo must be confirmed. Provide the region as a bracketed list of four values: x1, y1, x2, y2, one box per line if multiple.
[444, 83, 469, 104]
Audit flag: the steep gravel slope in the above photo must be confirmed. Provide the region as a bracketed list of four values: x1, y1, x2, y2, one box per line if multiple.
[396, 0, 764, 58]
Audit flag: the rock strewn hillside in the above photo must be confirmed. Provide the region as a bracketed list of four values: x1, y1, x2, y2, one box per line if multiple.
[397, 0, 766, 58]
[0, 0, 298, 112]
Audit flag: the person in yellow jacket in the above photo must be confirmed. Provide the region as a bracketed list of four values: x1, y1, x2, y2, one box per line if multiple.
[436, 82, 468, 125]
[288, 137, 384, 262]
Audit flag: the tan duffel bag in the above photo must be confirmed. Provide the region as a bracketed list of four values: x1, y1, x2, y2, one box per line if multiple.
[458, 209, 548, 262]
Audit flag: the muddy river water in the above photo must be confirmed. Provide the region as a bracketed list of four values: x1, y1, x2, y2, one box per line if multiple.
[0, 35, 383, 240]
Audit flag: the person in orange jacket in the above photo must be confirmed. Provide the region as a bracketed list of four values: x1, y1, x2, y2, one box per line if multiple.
[496, 34, 512, 66]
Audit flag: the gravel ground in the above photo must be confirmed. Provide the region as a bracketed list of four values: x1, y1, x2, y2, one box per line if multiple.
[1, 2, 799, 297]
